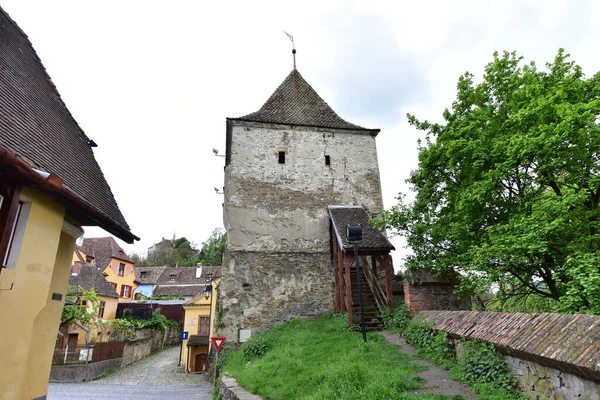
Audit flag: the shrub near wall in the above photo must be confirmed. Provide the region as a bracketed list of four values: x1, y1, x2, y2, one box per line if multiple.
[418, 311, 600, 400]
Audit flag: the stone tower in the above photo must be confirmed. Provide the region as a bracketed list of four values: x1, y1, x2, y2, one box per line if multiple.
[220, 69, 385, 341]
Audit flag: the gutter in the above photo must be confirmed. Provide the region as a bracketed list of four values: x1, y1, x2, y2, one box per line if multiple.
[0, 145, 139, 243]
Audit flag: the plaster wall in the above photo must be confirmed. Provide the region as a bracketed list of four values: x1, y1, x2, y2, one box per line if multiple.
[104, 259, 136, 301]
[0, 187, 77, 400]
[181, 279, 219, 369]
[224, 122, 383, 253]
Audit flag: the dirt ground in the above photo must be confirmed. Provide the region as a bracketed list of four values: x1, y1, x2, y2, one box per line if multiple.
[379, 332, 478, 400]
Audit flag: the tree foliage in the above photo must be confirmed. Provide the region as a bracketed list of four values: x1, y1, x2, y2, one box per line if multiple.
[61, 285, 101, 328]
[130, 229, 226, 267]
[375, 49, 600, 313]
[199, 228, 226, 266]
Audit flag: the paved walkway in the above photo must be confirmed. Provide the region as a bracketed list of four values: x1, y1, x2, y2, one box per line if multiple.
[48, 346, 213, 400]
[380, 332, 477, 399]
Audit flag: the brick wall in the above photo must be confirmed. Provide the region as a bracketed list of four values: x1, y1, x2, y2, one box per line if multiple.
[403, 280, 469, 316]
[420, 310, 600, 399]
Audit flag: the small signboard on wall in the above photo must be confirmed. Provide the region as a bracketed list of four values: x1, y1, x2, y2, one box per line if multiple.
[239, 329, 252, 343]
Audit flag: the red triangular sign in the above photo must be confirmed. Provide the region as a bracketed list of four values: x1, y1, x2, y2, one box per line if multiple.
[211, 336, 226, 352]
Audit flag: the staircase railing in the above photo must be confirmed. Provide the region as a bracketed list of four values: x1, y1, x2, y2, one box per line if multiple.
[360, 257, 387, 314]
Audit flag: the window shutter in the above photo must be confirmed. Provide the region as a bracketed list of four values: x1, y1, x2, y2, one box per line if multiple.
[120, 285, 124, 297]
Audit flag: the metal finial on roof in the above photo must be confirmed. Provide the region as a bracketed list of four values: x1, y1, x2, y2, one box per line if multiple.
[284, 31, 296, 69]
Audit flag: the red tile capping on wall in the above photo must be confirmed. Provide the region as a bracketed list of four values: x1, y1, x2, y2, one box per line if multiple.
[418, 310, 600, 383]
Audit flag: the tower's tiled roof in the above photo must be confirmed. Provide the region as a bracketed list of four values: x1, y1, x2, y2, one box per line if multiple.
[0, 7, 136, 242]
[230, 70, 379, 133]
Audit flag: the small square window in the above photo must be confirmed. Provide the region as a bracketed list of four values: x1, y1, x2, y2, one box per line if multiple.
[325, 155, 331, 166]
[278, 151, 285, 164]
[140, 271, 147, 279]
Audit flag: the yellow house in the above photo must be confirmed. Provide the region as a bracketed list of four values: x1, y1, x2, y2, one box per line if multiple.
[80, 237, 137, 302]
[0, 6, 138, 400]
[181, 277, 221, 373]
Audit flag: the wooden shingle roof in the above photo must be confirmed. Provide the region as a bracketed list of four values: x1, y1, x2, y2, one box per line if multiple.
[329, 206, 394, 252]
[0, 7, 136, 242]
[229, 69, 379, 134]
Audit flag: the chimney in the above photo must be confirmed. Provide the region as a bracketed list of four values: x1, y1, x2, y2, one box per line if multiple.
[196, 266, 202, 279]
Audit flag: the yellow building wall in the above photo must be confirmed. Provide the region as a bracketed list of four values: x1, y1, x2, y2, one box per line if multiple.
[0, 187, 78, 400]
[103, 259, 136, 302]
[101, 295, 118, 320]
[181, 279, 220, 371]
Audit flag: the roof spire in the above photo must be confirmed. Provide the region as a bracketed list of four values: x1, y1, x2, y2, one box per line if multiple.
[284, 31, 296, 69]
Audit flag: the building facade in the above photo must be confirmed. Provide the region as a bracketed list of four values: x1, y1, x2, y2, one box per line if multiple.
[80, 237, 137, 302]
[220, 69, 384, 341]
[0, 7, 137, 399]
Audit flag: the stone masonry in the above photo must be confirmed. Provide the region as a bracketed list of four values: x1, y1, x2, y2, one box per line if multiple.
[220, 69, 385, 341]
[220, 122, 383, 340]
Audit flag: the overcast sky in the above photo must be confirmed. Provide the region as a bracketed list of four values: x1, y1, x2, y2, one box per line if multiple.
[3, 0, 600, 265]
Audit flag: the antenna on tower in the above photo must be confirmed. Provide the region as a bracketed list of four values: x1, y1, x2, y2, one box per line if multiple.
[284, 31, 296, 69]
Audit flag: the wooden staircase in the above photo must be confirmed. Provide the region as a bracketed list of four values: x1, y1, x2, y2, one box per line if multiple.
[350, 265, 384, 331]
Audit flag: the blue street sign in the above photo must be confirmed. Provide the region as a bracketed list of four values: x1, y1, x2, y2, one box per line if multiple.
[180, 331, 189, 340]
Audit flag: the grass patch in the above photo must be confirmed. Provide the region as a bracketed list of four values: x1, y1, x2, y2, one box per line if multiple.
[221, 313, 444, 400]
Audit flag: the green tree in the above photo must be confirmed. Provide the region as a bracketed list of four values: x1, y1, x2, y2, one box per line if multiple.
[200, 228, 226, 266]
[374, 49, 600, 313]
[61, 286, 101, 344]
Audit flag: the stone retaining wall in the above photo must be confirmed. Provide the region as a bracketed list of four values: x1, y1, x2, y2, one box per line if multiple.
[420, 310, 600, 399]
[49, 358, 122, 382]
[122, 326, 179, 366]
[220, 375, 262, 400]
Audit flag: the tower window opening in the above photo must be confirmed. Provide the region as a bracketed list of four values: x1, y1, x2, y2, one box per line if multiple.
[325, 155, 331, 166]
[278, 151, 286, 164]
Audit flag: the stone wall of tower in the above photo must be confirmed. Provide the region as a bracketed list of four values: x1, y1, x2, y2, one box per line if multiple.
[220, 120, 384, 341]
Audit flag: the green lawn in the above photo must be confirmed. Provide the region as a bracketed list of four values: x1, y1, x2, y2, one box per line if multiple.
[220, 314, 462, 400]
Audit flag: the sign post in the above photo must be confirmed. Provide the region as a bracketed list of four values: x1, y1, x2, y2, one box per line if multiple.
[179, 331, 189, 366]
[211, 337, 226, 382]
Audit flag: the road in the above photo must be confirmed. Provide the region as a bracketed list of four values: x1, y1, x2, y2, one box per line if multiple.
[48, 346, 213, 400]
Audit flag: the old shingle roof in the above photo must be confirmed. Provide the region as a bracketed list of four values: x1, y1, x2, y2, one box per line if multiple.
[229, 69, 379, 133]
[155, 266, 221, 285]
[68, 264, 119, 298]
[81, 237, 133, 270]
[135, 266, 167, 285]
[154, 285, 206, 298]
[329, 206, 395, 251]
[0, 7, 136, 242]
[152, 266, 221, 297]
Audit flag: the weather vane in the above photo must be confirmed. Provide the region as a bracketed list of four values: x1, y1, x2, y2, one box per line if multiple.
[284, 31, 296, 70]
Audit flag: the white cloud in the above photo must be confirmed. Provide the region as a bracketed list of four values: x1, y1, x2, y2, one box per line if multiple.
[3, 0, 600, 265]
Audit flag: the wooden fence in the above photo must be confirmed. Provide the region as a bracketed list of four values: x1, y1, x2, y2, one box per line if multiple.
[52, 341, 124, 365]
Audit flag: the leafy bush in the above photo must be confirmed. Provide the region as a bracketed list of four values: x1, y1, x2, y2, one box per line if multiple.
[381, 304, 411, 332]
[403, 319, 524, 399]
[242, 336, 272, 360]
[403, 319, 454, 364]
[457, 340, 516, 390]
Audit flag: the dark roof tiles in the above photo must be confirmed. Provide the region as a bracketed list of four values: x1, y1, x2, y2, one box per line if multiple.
[68, 264, 119, 298]
[81, 237, 133, 270]
[329, 206, 394, 251]
[135, 266, 167, 285]
[154, 285, 206, 298]
[230, 69, 378, 133]
[155, 266, 221, 285]
[0, 7, 134, 240]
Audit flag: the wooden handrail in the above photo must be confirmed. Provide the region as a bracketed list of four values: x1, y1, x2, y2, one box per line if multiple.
[361, 256, 387, 314]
